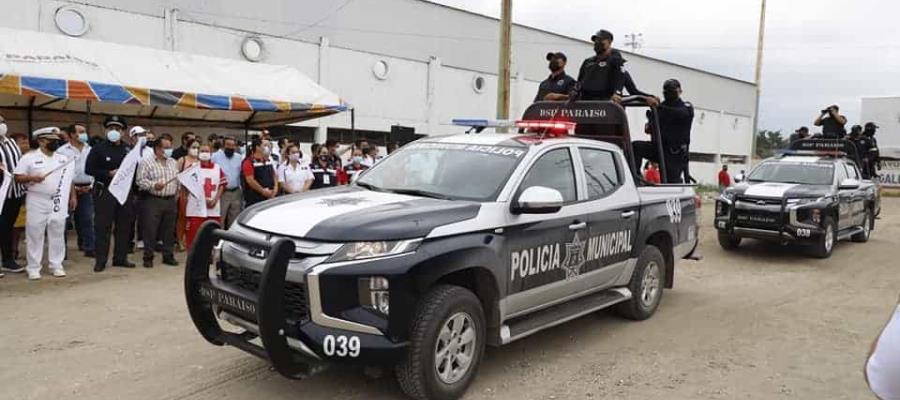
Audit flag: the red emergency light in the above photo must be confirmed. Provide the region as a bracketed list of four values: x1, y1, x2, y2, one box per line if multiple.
[515, 120, 576, 135]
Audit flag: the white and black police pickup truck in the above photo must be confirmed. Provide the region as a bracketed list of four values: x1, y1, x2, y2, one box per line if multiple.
[185, 99, 699, 400]
[715, 139, 879, 258]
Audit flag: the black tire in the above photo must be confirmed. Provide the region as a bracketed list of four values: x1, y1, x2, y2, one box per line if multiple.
[717, 231, 742, 250]
[395, 285, 486, 400]
[810, 217, 836, 259]
[851, 208, 873, 243]
[615, 245, 666, 321]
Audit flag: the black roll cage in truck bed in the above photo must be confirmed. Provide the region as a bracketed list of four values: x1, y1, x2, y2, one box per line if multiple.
[521, 96, 683, 184]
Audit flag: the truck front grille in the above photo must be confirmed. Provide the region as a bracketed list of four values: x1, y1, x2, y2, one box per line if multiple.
[220, 263, 309, 322]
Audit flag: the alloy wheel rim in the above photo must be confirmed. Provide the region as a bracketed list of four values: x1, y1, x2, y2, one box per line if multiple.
[640, 261, 661, 309]
[434, 312, 477, 385]
[825, 225, 834, 252]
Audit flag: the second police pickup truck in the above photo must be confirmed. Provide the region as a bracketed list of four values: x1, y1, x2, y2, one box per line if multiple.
[185, 99, 699, 400]
[715, 139, 879, 258]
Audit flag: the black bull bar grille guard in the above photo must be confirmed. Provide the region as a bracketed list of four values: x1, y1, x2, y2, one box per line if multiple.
[184, 221, 322, 378]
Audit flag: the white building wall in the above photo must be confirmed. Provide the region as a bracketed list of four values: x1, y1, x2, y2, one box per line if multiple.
[861, 97, 900, 148]
[1, 0, 757, 184]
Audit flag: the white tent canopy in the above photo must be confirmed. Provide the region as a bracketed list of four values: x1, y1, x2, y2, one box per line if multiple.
[0, 27, 346, 128]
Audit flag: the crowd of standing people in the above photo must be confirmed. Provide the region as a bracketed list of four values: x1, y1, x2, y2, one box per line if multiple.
[0, 112, 391, 280]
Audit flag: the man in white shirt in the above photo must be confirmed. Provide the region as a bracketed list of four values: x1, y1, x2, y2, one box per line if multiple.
[13, 127, 76, 280]
[57, 123, 95, 257]
[867, 294, 900, 400]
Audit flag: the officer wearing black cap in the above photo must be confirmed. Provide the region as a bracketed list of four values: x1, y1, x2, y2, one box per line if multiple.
[85, 115, 136, 271]
[633, 79, 695, 183]
[533, 52, 576, 102]
[788, 126, 810, 144]
[814, 104, 847, 139]
[847, 125, 871, 177]
[863, 122, 880, 178]
[570, 29, 626, 102]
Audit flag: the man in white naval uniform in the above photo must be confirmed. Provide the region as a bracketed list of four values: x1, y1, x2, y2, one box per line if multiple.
[13, 127, 76, 280]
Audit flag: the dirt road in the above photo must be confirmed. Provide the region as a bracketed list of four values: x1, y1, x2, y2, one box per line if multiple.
[2, 200, 898, 400]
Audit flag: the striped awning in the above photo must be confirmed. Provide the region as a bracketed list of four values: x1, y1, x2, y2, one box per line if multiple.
[0, 27, 346, 127]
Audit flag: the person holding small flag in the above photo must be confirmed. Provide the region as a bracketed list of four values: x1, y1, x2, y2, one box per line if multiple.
[135, 136, 179, 268]
[13, 127, 76, 280]
[183, 143, 226, 250]
[86, 115, 136, 271]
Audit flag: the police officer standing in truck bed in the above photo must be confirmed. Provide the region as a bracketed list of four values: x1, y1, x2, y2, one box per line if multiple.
[533, 52, 576, 102]
[569, 29, 626, 102]
[633, 79, 694, 183]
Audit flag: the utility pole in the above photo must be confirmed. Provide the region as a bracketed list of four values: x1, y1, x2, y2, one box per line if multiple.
[496, 0, 512, 131]
[623, 33, 643, 53]
[751, 0, 766, 163]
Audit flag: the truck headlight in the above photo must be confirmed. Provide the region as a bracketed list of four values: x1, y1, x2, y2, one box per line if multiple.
[327, 239, 422, 263]
[359, 277, 390, 315]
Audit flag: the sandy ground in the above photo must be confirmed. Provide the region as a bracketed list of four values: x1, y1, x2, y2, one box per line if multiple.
[2, 200, 898, 400]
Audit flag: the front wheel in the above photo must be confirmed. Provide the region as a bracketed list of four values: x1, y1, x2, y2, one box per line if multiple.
[396, 285, 486, 400]
[810, 217, 836, 259]
[717, 231, 742, 250]
[615, 245, 666, 321]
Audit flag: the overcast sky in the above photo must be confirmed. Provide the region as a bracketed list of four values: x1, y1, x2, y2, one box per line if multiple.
[431, 0, 899, 133]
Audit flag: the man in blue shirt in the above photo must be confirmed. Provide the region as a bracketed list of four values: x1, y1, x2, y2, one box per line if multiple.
[211, 136, 244, 228]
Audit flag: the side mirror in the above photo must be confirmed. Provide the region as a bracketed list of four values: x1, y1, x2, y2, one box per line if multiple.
[839, 179, 860, 190]
[513, 186, 564, 214]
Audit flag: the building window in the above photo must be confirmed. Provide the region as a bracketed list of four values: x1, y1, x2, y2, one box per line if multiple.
[472, 75, 486, 93]
[372, 60, 390, 80]
[55, 6, 89, 37]
[689, 152, 717, 163]
[241, 37, 265, 62]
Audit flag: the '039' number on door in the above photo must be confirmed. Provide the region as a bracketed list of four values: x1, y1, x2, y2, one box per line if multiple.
[323, 335, 360, 358]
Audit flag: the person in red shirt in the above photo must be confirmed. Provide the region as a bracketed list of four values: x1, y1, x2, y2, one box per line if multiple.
[718, 164, 732, 192]
[643, 162, 661, 184]
[241, 140, 278, 207]
[185, 144, 226, 250]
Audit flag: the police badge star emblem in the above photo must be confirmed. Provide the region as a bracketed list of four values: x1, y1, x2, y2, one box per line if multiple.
[561, 232, 586, 280]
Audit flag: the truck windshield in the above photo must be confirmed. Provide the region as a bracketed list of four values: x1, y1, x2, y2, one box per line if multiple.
[748, 162, 834, 185]
[357, 142, 526, 201]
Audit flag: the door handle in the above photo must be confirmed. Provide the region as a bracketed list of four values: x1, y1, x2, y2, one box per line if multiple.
[621, 210, 636, 219]
[568, 221, 587, 231]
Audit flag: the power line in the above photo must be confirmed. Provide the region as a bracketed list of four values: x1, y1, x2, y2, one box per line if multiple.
[624, 33, 644, 53]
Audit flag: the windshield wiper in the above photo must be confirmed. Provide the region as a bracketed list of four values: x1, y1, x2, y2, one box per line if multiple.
[386, 188, 452, 200]
[355, 181, 382, 192]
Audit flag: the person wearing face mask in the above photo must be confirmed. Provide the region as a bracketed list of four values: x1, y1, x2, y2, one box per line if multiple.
[632, 79, 695, 183]
[342, 148, 370, 184]
[174, 138, 201, 252]
[0, 113, 28, 275]
[241, 139, 278, 207]
[534, 52, 576, 103]
[570, 29, 627, 103]
[211, 136, 244, 228]
[14, 127, 77, 280]
[184, 144, 226, 250]
[57, 123, 95, 258]
[310, 146, 338, 190]
[136, 137, 179, 268]
[278, 144, 314, 193]
[86, 115, 137, 270]
[172, 132, 197, 160]
[863, 122, 881, 179]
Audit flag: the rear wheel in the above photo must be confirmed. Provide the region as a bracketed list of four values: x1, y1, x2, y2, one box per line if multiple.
[851, 208, 873, 243]
[810, 217, 835, 258]
[615, 245, 666, 321]
[396, 285, 485, 400]
[717, 231, 742, 250]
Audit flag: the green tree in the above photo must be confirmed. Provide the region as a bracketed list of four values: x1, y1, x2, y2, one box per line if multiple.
[755, 130, 786, 159]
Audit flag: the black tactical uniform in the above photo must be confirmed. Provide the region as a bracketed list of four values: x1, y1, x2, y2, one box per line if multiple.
[85, 115, 135, 270]
[633, 79, 694, 183]
[534, 52, 576, 102]
[571, 49, 626, 101]
[863, 123, 880, 178]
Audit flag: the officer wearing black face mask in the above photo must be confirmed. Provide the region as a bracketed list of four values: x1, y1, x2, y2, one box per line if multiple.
[847, 125, 871, 177]
[863, 122, 880, 178]
[534, 52, 576, 102]
[632, 79, 694, 183]
[570, 29, 626, 102]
